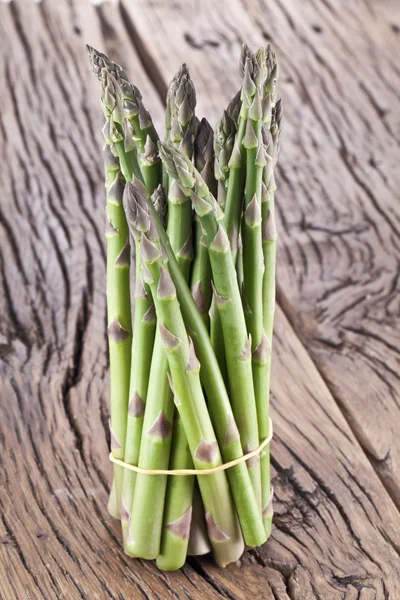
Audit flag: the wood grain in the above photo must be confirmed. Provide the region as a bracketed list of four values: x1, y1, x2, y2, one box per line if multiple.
[0, 0, 399, 599]
[123, 0, 400, 509]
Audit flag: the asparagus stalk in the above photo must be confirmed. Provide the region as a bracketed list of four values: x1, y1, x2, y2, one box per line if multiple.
[156, 410, 195, 569]
[159, 143, 262, 510]
[222, 48, 260, 238]
[214, 106, 238, 213]
[209, 296, 228, 388]
[90, 55, 137, 513]
[119, 185, 161, 541]
[166, 63, 196, 281]
[87, 45, 161, 194]
[104, 150, 132, 515]
[148, 66, 197, 568]
[191, 118, 216, 328]
[121, 183, 173, 559]
[90, 48, 132, 519]
[260, 100, 282, 535]
[141, 238, 244, 566]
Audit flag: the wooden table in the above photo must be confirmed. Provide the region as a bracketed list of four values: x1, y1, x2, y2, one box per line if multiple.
[1, 0, 399, 597]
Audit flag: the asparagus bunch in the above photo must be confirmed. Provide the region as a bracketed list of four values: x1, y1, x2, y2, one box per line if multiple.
[87, 41, 281, 570]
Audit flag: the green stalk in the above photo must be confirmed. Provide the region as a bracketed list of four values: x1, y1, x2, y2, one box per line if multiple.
[142, 248, 244, 566]
[190, 227, 211, 328]
[104, 158, 132, 515]
[223, 51, 260, 237]
[190, 118, 216, 329]
[120, 264, 156, 541]
[209, 297, 228, 387]
[88, 47, 135, 519]
[156, 411, 195, 570]
[153, 65, 197, 568]
[127, 328, 174, 559]
[208, 225, 261, 509]
[260, 99, 281, 534]
[241, 89, 267, 518]
[116, 182, 172, 559]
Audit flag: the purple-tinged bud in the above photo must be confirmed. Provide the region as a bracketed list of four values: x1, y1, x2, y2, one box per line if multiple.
[167, 507, 192, 539]
[147, 411, 172, 439]
[205, 513, 230, 542]
[159, 323, 181, 350]
[194, 439, 218, 463]
[187, 337, 200, 372]
[157, 266, 176, 299]
[239, 334, 252, 361]
[115, 239, 130, 268]
[210, 225, 230, 253]
[108, 317, 130, 344]
[128, 391, 145, 418]
[140, 234, 161, 264]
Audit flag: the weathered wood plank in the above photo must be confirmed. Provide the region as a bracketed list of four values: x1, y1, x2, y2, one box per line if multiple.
[0, 1, 399, 599]
[123, 0, 400, 510]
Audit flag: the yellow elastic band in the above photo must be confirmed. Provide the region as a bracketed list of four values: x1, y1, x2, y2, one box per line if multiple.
[109, 418, 273, 476]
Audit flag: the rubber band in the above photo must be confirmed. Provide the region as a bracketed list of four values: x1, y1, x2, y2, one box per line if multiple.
[109, 418, 273, 476]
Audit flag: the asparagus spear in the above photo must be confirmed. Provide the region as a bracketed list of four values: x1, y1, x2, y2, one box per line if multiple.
[213, 107, 240, 379]
[166, 63, 196, 281]
[147, 66, 197, 568]
[159, 143, 262, 510]
[214, 107, 238, 214]
[104, 150, 132, 515]
[191, 118, 215, 328]
[140, 235, 244, 567]
[120, 182, 173, 559]
[156, 410, 195, 569]
[87, 45, 161, 194]
[89, 52, 137, 514]
[260, 100, 282, 535]
[223, 48, 260, 239]
[119, 185, 160, 541]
